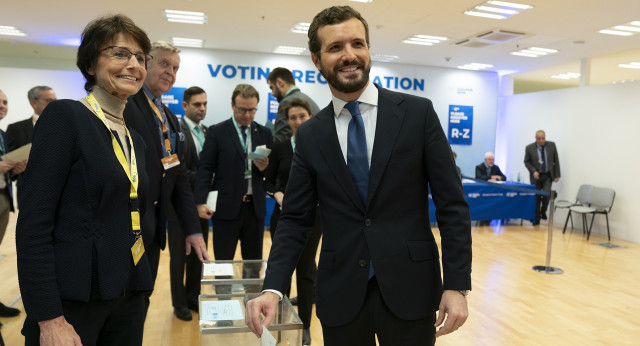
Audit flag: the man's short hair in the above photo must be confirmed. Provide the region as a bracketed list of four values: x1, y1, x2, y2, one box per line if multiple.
[267, 67, 295, 85]
[308, 6, 370, 58]
[150, 41, 181, 55]
[484, 152, 494, 159]
[231, 84, 260, 104]
[183, 86, 206, 104]
[28, 86, 53, 101]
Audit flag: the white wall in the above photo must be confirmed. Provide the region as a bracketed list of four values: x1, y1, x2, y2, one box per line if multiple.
[496, 81, 640, 242]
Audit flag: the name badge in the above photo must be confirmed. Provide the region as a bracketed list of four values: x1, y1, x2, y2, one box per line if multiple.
[244, 169, 252, 179]
[131, 236, 145, 266]
[162, 153, 181, 170]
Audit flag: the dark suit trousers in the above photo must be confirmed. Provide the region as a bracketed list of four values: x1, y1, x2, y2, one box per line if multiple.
[271, 205, 322, 329]
[535, 172, 553, 220]
[23, 291, 147, 346]
[212, 200, 263, 260]
[167, 213, 210, 308]
[322, 277, 436, 346]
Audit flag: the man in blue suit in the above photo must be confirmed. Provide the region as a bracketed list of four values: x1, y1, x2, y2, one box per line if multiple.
[246, 6, 472, 345]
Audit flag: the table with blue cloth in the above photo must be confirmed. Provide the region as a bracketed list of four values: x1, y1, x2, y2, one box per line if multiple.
[429, 180, 536, 222]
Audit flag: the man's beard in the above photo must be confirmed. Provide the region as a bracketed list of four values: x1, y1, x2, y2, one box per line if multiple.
[319, 58, 371, 94]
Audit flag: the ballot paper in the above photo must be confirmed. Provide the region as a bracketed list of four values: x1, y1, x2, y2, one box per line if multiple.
[200, 299, 244, 321]
[261, 325, 277, 346]
[1, 143, 31, 162]
[202, 262, 235, 276]
[206, 191, 218, 211]
[248, 145, 271, 160]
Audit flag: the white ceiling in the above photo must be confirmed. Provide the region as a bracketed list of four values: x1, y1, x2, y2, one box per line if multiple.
[2, 0, 640, 87]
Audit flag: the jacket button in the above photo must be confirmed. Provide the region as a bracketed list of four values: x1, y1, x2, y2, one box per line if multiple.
[359, 260, 367, 267]
[364, 219, 371, 227]
[153, 201, 158, 205]
[162, 173, 166, 178]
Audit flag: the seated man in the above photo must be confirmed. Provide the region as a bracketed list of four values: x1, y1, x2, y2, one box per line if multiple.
[475, 152, 506, 182]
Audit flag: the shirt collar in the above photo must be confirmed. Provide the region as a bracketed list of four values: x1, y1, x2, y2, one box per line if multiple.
[183, 116, 199, 130]
[283, 86, 299, 99]
[332, 81, 378, 118]
[142, 85, 158, 101]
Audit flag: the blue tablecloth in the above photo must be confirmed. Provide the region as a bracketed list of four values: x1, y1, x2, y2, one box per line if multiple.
[429, 181, 536, 222]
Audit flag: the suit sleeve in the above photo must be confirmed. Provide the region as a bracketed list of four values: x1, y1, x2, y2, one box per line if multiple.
[495, 166, 507, 181]
[524, 145, 537, 174]
[16, 102, 75, 322]
[194, 126, 218, 204]
[273, 99, 292, 143]
[265, 143, 282, 196]
[552, 143, 561, 178]
[422, 99, 472, 290]
[475, 164, 489, 180]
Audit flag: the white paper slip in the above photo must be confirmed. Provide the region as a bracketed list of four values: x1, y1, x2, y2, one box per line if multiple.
[261, 325, 277, 346]
[206, 191, 218, 211]
[202, 263, 235, 276]
[200, 299, 244, 321]
[248, 145, 272, 160]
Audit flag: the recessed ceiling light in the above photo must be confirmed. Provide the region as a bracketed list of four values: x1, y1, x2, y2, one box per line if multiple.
[349, 0, 373, 3]
[290, 22, 310, 34]
[0, 25, 27, 37]
[511, 46, 557, 57]
[619, 62, 640, 69]
[464, 1, 532, 20]
[371, 54, 399, 62]
[402, 35, 448, 46]
[613, 25, 640, 33]
[599, 21, 640, 36]
[551, 72, 580, 80]
[163, 9, 207, 24]
[172, 37, 203, 48]
[599, 29, 633, 36]
[458, 63, 493, 70]
[273, 46, 306, 55]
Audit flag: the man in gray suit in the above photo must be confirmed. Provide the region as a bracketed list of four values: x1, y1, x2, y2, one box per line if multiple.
[267, 67, 320, 143]
[524, 130, 561, 225]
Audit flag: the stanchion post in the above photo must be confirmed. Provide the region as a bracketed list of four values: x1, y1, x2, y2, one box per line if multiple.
[533, 190, 564, 274]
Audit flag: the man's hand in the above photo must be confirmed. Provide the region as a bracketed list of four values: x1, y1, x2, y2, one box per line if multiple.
[245, 292, 280, 338]
[0, 160, 15, 174]
[197, 204, 214, 219]
[11, 160, 27, 175]
[554, 177, 560, 183]
[253, 157, 269, 172]
[38, 316, 82, 346]
[185, 234, 210, 262]
[274, 192, 284, 207]
[533, 171, 540, 180]
[434, 290, 469, 337]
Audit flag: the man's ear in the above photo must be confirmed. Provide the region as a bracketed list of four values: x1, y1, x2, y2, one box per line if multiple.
[311, 53, 321, 70]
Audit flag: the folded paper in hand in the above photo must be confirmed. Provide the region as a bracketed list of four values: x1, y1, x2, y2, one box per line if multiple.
[207, 191, 218, 211]
[248, 145, 271, 160]
[1, 143, 31, 162]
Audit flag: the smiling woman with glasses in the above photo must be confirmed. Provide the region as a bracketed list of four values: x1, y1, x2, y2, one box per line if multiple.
[16, 14, 154, 345]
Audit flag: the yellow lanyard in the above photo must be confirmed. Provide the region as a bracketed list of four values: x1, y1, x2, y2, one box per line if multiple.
[143, 92, 172, 153]
[86, 93, 141, 235]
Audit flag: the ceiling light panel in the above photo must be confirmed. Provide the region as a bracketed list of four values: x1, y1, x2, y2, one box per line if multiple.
[619, 62, 640, 69]
[371, 54, 399, 62]
[290, 22, 310, 34]
[273, 46, 306, 55]
[458, 63, 493, 70]
[464, 1, 533, 20]
[599, 21, 640, 36]
[551, 72, 580, 79]
[163, 10, 208, 24]
[0, 25, 27, 36]
[402, 35, 448, 46]
[511, 46, 558, 57]
[172, 37, 203, 48]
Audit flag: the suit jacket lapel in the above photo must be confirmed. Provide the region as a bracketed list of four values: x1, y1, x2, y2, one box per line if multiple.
[367, 88, 405, 206]
[312, 105, 365, 212]
[226, 119, 245, 158]
[136, 90, 165, 157]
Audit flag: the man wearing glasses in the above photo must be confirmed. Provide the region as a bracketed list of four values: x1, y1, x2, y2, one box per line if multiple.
[123, 41, 209, 317]
[194, 84, 272, 267]
[6, 85, 56, 208]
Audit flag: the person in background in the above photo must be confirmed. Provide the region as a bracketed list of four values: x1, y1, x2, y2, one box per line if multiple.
[267, 68, 320, 143]
[16, 14, 154, 344]
[524, 130, 561, 225]
[0, 90, 22, 319]
[265, 98, 322, 345]
[475, 152, 506, 182]
[167, 86, 210, 321]
[452, 151, 462, 180]
[5, 85, 53, 208]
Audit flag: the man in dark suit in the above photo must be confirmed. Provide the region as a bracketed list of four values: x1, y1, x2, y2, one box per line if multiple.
[246, 6, 471, 345]
[194, 84, 272, 264]
[0, 89, 21, 318]
[122, 42, 209, 311]
[475, 152, 507, 181]
[524, 130, 561, 224]
[167, 86, 210, 321]
[267, 67, 320, 143]
[6, 85, 56, 208]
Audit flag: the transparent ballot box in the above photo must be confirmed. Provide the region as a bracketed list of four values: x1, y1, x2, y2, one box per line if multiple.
[201, 260, 267, 295]
[199, 293, 302, 346]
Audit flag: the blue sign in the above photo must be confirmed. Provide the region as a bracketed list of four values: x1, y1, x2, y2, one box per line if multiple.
[448, 105, 473, 145]
[268, 93, 278, 125]
[161, 87, 186, 120]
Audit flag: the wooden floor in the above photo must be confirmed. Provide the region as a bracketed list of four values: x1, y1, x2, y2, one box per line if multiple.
[1, 214, 639, 345]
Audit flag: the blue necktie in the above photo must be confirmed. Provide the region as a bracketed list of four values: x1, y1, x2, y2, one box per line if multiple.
[345, 101, 374, 279]
[540, 145, 547, 173]
[345, 101, 369, 206]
